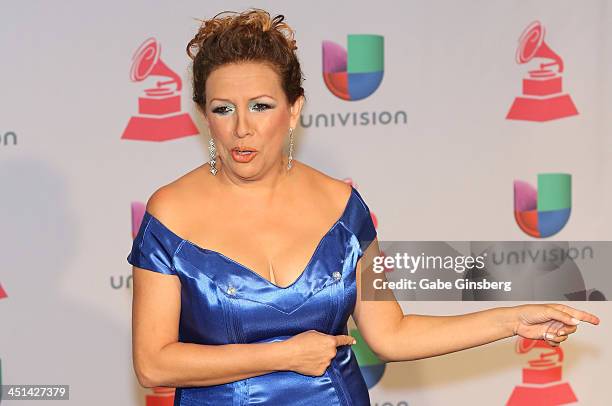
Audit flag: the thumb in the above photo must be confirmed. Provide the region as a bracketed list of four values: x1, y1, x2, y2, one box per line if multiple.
[335, 334, 357, 347]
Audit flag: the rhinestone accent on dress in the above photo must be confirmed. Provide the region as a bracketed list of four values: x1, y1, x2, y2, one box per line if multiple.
[227, 286, 236, 295]
[332, 271, 341, 280]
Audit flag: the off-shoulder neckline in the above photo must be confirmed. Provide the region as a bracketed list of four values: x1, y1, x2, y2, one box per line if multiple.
[145, 185, 357, 289]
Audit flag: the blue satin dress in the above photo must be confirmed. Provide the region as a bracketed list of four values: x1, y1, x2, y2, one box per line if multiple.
[127, 186, 377, 405]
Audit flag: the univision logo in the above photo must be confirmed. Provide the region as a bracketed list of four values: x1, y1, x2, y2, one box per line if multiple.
[322, 34, 384, 101]
[1, 131, 18, 147]
[301, 34, 405, 128]
[514, 173, 571, 238]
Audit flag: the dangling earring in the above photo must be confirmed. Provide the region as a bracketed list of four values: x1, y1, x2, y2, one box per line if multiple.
[287, 127, 295, 170]
[208, 137, 218, 175]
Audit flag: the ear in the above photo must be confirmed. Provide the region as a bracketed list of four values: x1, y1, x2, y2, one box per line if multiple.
[288, 95, 305, 129]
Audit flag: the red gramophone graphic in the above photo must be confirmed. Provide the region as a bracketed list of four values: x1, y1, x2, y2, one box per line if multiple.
[507, 337, 577, 405]
[122, 38, 199, 141]
[144, 387, 175, 406]
[0, 282, 7, 299]
[506, 21, 578, 122]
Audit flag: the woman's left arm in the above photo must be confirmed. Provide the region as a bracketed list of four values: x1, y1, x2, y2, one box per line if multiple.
[352, 239, 601, 363]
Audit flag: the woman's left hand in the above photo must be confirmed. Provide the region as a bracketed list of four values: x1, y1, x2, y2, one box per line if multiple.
[510, 303, 601, 346]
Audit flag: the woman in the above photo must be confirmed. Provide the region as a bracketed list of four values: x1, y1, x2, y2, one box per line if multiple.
[127, 9, 600, 405]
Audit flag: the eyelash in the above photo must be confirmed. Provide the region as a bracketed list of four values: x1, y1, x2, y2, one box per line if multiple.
[211, 103, 273, 115]
[251, 103, 272, 112]
[212, 106, 234, 115]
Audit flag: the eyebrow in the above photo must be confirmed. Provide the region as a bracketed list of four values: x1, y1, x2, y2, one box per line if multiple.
[210, 95, 277, 103]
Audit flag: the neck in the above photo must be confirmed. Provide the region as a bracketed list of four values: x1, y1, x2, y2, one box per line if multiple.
[214, 155, 293, 197]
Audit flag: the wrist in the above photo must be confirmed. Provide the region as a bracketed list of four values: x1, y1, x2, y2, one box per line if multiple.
[273, 340, 295, 372]
[498, 306, 520, 338]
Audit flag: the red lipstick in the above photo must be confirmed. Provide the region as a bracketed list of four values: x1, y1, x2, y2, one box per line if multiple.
[231, 147, 257, 163]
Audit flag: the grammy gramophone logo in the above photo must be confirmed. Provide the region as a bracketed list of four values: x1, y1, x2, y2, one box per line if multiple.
[0, 283, 7, 300]
[143, 387, 175, 406]
[507, 337, 577, 405]
[506, 21, 578, 122]
[122, 37, 199, 141]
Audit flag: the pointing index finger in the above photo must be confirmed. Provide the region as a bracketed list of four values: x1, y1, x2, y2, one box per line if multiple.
[572, 310, 600, 325]
[335, 335, 357, 346]
[552, 304, 601, 325]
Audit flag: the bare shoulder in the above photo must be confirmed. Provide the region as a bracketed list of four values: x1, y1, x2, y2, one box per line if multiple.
[145, 163, 213, 228]
[295, 160, 353, 212]
[145, 184, 181, 222]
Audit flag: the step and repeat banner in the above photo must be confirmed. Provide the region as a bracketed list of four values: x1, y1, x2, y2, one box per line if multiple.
[1, 0, 610, 405]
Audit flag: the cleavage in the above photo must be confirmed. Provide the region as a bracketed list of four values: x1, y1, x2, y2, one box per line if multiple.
[193, 224, 334, 288]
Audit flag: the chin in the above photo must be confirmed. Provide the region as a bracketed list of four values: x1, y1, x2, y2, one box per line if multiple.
[232, 163, 262, 177]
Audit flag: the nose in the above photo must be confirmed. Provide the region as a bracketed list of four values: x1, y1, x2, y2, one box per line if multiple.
[235, 107, 252, 138]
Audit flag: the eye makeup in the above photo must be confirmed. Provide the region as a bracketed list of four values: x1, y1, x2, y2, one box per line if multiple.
[211, 103, 236, 116]
[248, 100, 275, 112]
[209, 100, 276, 116]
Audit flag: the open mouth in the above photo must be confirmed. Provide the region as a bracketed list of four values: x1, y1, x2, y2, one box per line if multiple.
[231, 147, 258, 162]
[233, 148, 257, 155]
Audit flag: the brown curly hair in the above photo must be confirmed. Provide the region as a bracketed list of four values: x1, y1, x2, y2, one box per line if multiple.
[186, 9, 305, 110]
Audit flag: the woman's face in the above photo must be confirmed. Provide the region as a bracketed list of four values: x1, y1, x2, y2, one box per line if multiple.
[201, 61, 303, 181]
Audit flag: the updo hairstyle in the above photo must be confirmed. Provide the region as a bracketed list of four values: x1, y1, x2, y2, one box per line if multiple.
[186, 8, 305, 110]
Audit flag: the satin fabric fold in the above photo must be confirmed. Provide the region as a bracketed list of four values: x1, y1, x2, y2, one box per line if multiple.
[127, 186, 377, 405]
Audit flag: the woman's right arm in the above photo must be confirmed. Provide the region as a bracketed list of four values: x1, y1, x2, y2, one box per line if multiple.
[132, 266, 290, 388]
[132, 267, 355, 388]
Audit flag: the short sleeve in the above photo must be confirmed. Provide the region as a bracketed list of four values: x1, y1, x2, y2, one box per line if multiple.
[350, 188, 378, 255]
[127, 213, 178, 275]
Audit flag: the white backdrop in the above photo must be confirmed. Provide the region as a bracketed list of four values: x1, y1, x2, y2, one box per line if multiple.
[1, 0, 610, 405]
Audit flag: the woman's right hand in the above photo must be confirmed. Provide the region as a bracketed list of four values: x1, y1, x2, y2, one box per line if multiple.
[281, 330, 356, 376]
